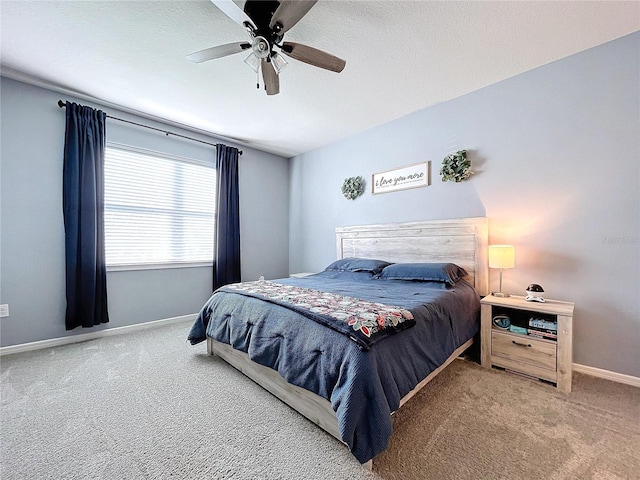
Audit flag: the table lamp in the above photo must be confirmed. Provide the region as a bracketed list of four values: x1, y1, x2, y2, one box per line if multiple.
[488, 245, 515, 297]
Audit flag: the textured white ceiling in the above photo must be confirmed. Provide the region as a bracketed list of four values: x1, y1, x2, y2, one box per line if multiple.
[1, 1, 638, 157]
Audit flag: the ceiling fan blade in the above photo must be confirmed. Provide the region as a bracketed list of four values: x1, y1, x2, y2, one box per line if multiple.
[211, 0, 257, 31]
[261, 59, 280, 95]
[269, 0, 317, 34]
[281, 42, 345, 73]
[187, 42, 251, 63]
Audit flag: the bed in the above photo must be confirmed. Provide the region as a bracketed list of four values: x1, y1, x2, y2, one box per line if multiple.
[188, 217, 488, 468]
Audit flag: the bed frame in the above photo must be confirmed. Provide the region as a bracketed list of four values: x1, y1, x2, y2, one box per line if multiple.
[206, 217, 489, 468]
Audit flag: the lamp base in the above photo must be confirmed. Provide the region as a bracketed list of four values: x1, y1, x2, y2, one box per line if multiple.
[491, 292, 510, 298]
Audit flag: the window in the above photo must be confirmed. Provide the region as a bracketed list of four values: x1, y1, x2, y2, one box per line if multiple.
[104, 144, 215, 269]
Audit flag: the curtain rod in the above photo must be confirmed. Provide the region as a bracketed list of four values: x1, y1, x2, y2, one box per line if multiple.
[57, 100, 242, 155]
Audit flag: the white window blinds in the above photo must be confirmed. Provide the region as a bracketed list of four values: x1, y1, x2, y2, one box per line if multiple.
[104, 144, 216, 268]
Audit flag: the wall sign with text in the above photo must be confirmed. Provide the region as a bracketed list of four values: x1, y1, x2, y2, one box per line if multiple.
[372, 162, 429, 194]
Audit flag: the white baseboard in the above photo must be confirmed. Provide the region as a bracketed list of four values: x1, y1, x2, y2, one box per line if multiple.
[0, 314, 197, 356]
[573, 363, 640, 388]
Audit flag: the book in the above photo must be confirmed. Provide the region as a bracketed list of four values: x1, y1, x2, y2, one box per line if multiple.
[527, 326, 558, 335]
[527, 329, 557, 340]
[529, 317, 557, 331]
[509, 325, 528, 335]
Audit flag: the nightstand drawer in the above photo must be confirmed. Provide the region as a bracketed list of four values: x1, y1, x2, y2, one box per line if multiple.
[491, 331, 556, 371]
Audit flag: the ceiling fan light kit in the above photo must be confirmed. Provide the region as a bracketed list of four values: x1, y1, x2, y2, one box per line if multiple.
[188, 0, 346, 95]
[243, 52, 261, 73]
[271, 53, 288, 74]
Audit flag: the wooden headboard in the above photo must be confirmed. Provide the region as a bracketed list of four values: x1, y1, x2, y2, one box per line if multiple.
[335, 217, 489, 295]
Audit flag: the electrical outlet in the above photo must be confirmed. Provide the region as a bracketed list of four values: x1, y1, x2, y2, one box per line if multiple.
[0, 304, 9, 318]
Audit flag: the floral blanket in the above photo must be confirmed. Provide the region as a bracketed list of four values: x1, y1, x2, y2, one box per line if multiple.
[221, 280, 415, 350]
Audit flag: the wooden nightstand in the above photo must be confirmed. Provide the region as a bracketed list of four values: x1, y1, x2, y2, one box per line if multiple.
[481, 295, 574, 393]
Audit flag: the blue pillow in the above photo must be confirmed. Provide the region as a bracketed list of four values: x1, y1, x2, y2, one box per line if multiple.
[376, 262, 468, 286]
[324, 257, 393, 275]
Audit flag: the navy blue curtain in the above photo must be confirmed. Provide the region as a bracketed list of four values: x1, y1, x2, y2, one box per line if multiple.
[213, 144, 241, 290]
[63, 102, 109, 330]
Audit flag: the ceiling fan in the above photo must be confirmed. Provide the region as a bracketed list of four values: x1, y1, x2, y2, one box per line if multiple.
[187, 0, 346, 95]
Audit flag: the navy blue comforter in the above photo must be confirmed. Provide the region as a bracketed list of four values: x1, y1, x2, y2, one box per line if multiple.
[188, 271, 480, 463]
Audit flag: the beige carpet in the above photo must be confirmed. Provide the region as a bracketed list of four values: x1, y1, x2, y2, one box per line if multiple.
[1, 320, 638, 479]
[375, 356, 640, 479]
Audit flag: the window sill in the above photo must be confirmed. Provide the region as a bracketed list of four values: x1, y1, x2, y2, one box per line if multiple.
[107, 262, 213, 272]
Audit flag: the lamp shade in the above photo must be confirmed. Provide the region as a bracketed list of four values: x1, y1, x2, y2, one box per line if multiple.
[488, 245, 515, 269]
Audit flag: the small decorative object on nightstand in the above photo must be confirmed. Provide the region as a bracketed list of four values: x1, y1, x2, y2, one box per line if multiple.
[525, 283, 545, 302]
[480, 295, 574, 393]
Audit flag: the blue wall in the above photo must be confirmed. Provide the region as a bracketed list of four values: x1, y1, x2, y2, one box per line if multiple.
[289, 33, 640, 377]
[0, 77, 289, 346]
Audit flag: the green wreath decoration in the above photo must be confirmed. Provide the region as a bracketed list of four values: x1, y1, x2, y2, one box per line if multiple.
[341, 176, 365, 200]
[440, 150, 473, 182]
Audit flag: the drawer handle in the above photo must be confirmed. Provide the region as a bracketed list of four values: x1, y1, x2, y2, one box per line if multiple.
[512, 340, 532, 348]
